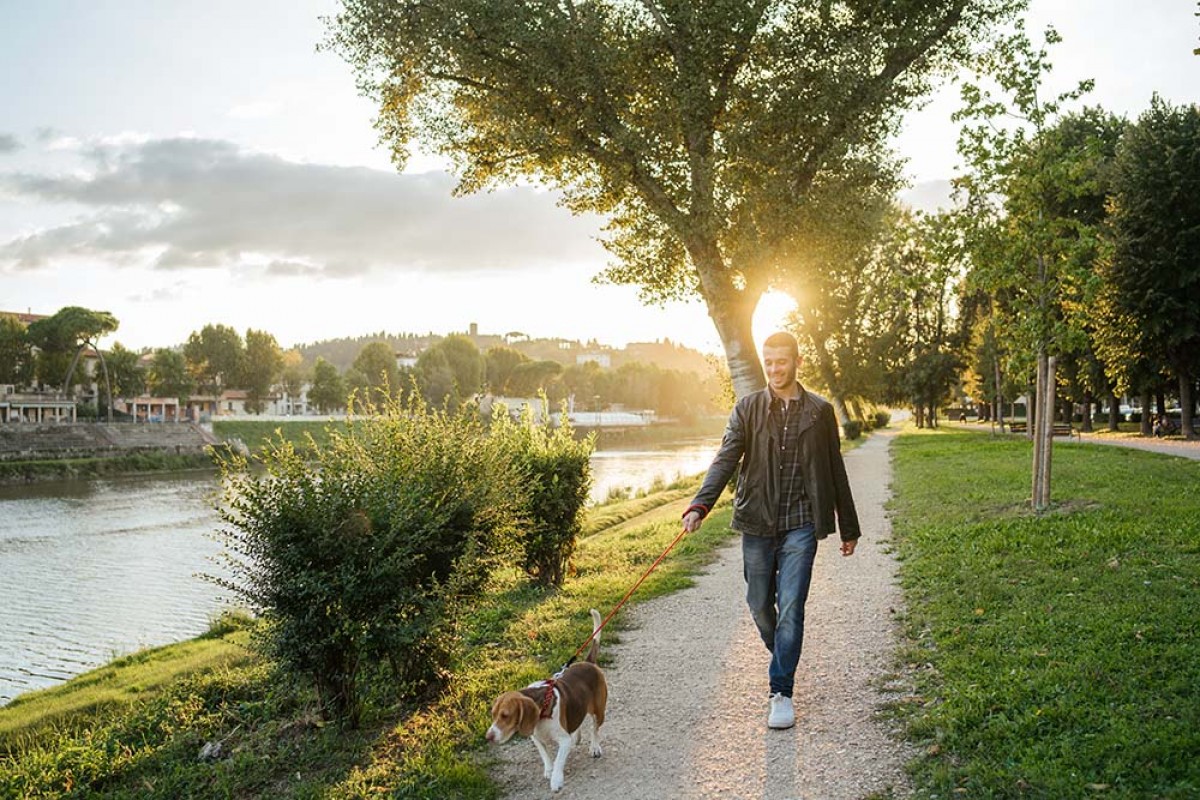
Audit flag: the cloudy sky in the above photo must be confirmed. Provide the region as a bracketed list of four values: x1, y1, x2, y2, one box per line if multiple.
[1, 1, 1196, 354]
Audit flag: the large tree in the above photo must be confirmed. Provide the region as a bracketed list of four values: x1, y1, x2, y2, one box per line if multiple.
[330, 0, 1023, 398]
[184, 324, 245, 396]
[242, 329, 285, 414]
[25, 306, 119, 420]
[147, 348, 195, 404]
[0, 313, 34, 387]
[1104, 97, 1200, 438]
[308, 357, 347, 413]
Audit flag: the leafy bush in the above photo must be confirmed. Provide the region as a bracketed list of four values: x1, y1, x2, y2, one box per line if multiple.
[491, 407, 594, 587]
[842, 420, 864, 440]
[212, 397, 524, 724]
[873, 410, 891, 428]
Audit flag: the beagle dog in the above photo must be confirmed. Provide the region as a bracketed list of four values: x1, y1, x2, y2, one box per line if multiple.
[486, 609, 608, 792]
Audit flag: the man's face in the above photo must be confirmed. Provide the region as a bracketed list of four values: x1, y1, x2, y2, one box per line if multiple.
[762, 345, 799, 392]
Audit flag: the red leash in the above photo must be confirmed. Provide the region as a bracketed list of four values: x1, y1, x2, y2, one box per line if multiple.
[561, 525, 691, 670]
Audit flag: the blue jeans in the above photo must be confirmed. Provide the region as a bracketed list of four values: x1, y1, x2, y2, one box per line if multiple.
[742, 525, 818, 697]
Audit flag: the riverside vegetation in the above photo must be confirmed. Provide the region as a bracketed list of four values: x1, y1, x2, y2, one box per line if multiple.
[886, 427, 1200, 798]
[0, 400, 732, 798]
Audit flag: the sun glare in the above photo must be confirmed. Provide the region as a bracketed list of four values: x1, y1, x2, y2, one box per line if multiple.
[752, 290, 798, 350]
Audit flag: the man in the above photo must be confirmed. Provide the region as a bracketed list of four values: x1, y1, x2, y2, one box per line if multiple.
[682, 331, 861, 729]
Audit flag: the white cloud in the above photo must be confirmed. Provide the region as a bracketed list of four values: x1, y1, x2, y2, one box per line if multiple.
[0, 136, 607, 277]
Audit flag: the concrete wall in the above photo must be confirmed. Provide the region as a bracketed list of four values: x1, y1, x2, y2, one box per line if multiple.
[0, 423, 218, 462]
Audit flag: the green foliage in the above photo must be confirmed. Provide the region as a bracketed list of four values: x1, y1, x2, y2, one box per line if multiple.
[242, 329, 285, 413]
[212, 397, 525, 724]
[308, 356, 347, 413]
[491, 407, 594, 586]
[485, 345, 529, 393]
[184, 323, 245, 395]
[0, 478, 734, 798]
[842, 420, 863, 440]
[0, 313, 34, 387]
[873, 410, 891, 428]
[416, 335, 485, 406]
[103, 341, 146, 400]
[348, 340, 401, 406]
[147, 348, 195, 403]
[328, 0, 1024, 399]
[889, 428, 1200, 797]
[1102, 96, 1200, 433]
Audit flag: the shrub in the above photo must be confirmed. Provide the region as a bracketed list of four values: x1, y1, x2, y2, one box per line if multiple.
[873, 410, 891, 429]
[842, 420, 863, 440]
[491, 406, 594, 587]
[211, 397, 524, 725]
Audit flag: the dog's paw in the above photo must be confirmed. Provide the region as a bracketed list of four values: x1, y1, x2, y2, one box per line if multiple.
[543, 765, 553, 779]
[591, 743, 603, 758]
[550, 774, 564, 792]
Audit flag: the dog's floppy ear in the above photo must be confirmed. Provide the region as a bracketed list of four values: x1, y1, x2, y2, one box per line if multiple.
[517, 696, 540, 736]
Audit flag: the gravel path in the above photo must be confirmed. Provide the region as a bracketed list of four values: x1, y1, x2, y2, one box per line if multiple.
[490, 427, 915, 800]
[1072, 432, 1200, 460]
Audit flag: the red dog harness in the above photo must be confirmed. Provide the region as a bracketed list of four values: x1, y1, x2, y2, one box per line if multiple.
[539, 679, 557, 718]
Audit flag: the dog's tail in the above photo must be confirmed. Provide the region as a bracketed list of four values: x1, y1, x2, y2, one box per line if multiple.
[585, 609, 602, 664]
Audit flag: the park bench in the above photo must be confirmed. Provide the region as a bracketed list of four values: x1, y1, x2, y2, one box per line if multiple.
[1006, 421, 1076, 438]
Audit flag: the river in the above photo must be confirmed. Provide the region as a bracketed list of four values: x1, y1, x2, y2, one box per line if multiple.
[0, 434, 720, 706]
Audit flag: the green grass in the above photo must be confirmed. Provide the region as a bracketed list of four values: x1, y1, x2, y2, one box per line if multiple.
[0, 451, 216, 484]
[212, 419, 340, 456]
[887, 426, 1200, 799]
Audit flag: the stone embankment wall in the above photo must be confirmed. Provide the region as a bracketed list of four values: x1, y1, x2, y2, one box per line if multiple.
[0, 423, 219, 462]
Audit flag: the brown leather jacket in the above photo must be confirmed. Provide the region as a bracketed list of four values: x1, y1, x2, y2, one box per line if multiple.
[686, 386, 861, 541]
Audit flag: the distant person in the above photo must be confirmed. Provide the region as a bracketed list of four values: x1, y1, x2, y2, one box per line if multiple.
[680, 331, 861, 730]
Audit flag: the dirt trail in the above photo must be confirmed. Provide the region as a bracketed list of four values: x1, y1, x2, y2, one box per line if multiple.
[490, 427, 915, 800]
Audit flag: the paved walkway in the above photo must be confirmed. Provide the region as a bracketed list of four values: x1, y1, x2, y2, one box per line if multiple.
[955, 420, 1200, 461]
[1071, 431, 1200, 460]
[491, 427, 914, 799]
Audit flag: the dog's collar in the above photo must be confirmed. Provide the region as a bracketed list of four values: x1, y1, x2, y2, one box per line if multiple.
[539, 679, 557, 719]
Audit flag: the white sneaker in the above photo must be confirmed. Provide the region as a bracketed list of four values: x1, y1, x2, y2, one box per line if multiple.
[767, 692, 794, 729]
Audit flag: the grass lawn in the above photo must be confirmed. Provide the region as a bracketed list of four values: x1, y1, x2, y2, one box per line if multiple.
[888, 426, 1200, 799]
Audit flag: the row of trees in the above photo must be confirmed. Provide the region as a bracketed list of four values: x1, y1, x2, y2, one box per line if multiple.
[331, 335, 723, 420]
[1, 311, 723, 420]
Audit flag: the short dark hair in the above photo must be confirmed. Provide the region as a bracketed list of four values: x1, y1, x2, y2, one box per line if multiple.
[762, 331, 799, 357]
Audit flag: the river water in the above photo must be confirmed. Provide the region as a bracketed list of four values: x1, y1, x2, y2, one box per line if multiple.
[0, 435, 720, 705]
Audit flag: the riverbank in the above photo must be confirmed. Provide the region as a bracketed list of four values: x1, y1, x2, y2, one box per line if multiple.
[0, 474, 731, 797]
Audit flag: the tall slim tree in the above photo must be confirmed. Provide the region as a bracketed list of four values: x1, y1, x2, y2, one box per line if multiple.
[330, 0, 1023, 398]
[955, 22, 1094, 510]
[147, 348, 195, 404]
[242, 329, 285, 414]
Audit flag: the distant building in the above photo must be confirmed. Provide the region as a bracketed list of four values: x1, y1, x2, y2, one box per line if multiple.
[576, 352, 612, 368]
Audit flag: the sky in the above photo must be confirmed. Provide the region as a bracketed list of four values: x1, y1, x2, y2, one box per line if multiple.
[1, 1, 1196, 356]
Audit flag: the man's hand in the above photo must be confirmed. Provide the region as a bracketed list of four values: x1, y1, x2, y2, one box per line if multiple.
[682, 510, 703, 533]
[840, 539, 858, 557]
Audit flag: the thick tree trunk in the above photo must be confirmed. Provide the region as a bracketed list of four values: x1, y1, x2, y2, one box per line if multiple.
[1082, 390, 1093, 433]
[814, 350, 850, 426]
[1108, 390, 1120, 432]
[1181, 369, 1196, 440]
[1156, 391, 1166, 417]
[706, 290, 764, 399]
[1140, 390, 1153, 437]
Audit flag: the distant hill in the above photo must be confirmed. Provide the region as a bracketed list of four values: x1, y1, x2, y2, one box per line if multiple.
[295, 326, 718, 377]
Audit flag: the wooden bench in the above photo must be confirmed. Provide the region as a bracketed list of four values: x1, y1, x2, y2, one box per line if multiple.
[1006, 421, 1076, 438]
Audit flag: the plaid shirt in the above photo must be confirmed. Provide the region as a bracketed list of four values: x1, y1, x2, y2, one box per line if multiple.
[771, 388, 813, 533]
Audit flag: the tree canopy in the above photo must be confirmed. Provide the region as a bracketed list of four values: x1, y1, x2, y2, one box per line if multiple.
[330, 0, 1023, 397]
